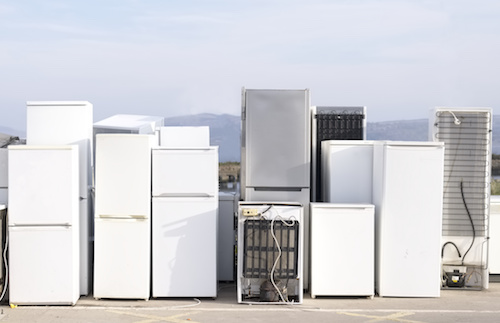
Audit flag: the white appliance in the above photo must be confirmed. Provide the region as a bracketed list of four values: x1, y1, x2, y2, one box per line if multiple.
[218, 192, 239, 281]
[321, 140, 375, 204]
[241, 88, 311, 288]
[310, 203, 374, 298]
[373, 141, 444, 297]
[159, 126, 210, 148]
[311, 106, 366, 202]
[489, 196, 500, 274]
[151, 145, 218, 297]
[430, 108, 492, 290]
[8, 145, 79, 305]
[0, 148, 7, 205]
[26, 100, 93, 296]
[93, 134, 153, 299]
[237, 202, 303, 304]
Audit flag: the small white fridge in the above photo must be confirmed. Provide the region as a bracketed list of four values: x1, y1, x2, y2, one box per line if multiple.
[8, 145, 80, 305]
[310, 203, 375, 298]
[151, 146, 219, 298]
[93, 134, 153, 299]
[373, 141, 444, 297]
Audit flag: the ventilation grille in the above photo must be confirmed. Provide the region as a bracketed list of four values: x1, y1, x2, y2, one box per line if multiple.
[434, 111, 492, 237]
[315, 110, 365, 200]
[242, 219, 299, 279]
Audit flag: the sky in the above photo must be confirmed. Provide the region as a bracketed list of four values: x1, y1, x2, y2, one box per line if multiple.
[1, 0, 499, 134]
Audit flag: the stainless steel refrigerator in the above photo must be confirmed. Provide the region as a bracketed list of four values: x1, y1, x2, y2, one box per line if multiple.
[93, 134, 153, 299]
[240, 88, 311, 288]
[8, 145, 80, 305]
[151, 144, 219, 298]
[26, 100, 93, 296]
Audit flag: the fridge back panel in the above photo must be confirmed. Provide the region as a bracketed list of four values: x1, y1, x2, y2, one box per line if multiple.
[242, 89, 310, 188]
[0, 148, 8, 187]
[26, 101, 93, 198]
[152, 148, 218, 197]
[95, 134, 152, 217]
[8, 146, 79, 226]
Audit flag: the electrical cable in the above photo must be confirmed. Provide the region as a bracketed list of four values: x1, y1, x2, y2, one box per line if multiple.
[270, 214, 296, 304]
[441, 241, 462, 259]
[460, 180, 476, 265]
[0, 229, 8, 302]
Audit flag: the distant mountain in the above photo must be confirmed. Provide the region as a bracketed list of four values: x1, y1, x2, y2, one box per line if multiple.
[165, 114, 500, 162]
[0, 125, 24, 138]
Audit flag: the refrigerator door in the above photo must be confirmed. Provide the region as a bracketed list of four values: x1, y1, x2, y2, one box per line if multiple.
[9, 225, 79, 305]
[152, 197, 217, 297]
[159, 126, 210, 148]
[310, 203, 374, 297]
[95, 134, 152, 218]
[243, 89, 310, 188]
[93, 217, 150, 299]
[8, 146, 79, 226]
[152, 148, 218, 197]
[373, 142, 444, 297]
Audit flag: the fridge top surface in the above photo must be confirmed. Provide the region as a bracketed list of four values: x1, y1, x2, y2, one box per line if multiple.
[27, 101, 92, 106]
[322, 140, 377, 146]
[383, 141, 444, 147]
[8, 145, 77, 151]
[310, 202, 374, 209]
[94, 114, 164, 129]
[239, 201, 302, 207]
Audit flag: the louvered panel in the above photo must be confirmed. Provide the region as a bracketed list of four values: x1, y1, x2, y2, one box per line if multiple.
[433, 109, 492, 237]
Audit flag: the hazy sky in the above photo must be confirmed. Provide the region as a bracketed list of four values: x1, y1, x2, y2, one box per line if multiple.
[1, 0, 499, 133]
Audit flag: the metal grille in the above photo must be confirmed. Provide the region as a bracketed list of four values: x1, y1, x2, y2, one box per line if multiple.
[242, 219, 299, 279]
[315, 110, 365, 200]
[434, 111, 491, 236]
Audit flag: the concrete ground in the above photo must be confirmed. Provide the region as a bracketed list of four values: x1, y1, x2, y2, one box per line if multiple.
[1, 282, 500, 323]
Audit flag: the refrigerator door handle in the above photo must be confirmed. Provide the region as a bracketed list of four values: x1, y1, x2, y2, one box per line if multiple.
[98, 214, 148, 220]
[9, 223, 72, 228]
[154, 193, 215, 198]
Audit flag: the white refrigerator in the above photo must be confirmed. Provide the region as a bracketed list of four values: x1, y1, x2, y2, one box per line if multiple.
[8, 145, 80, 305]
[373, 141, 444, 297]
[152, 146, 218, 298]
[310, 203, 374, 298]
[26, 100, 93, 296]
[93, 134, 153, 299]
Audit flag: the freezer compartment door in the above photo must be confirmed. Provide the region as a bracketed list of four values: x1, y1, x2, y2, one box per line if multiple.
[9, 225, 79, 305]
[93, 217, 150, 299]
[152, 148, 218, 197]
[152, 197, 217, 297]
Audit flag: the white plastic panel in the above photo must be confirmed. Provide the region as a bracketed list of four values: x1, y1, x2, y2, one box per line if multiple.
[152, 197, 217, 297]
[159, 126, 210, 148]
[26, 101, 93, 198]
[93, 114, 164, 133]
[310, 203, 374, 297]
[93, 218, 151, 299]
[8, 146, 79, 226]
[321, 140, 375, 203]
[152, 148, 218, 197]
[9, 226, 79, 305]
[489, 196, 500, 274]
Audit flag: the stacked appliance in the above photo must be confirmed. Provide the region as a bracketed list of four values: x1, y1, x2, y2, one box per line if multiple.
[309, 203, 374, 298]
[311, 106, 366, 202]
[490, 196, 500, 276]
[237, 202, 303, 304]
[93, 134, 153, 299]
[241, 88, 311, 288]
[430, 107, 492, 290]
[373, 141, 445, 297]
[218, 192, 239, 281]
[26, 101, 93, 295]
[151, 127, 218, 298]
[8, 145, 80, 305]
